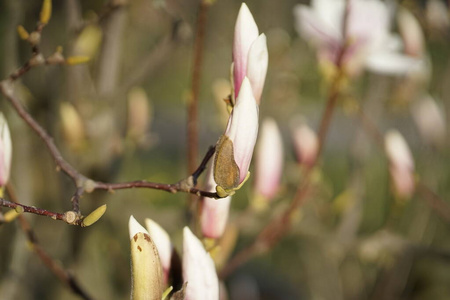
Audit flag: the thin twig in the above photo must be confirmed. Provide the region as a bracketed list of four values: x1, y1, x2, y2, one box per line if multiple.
[187, 0, 211, 174]
[5, 184, 93, 300]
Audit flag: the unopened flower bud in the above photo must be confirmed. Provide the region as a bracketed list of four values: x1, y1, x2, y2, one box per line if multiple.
[398, 8, 425, 57]
[233, 3, 259, 100]
[74, 25, 102, 57]
[183, 227, 219, 300]
[66, 56, 90, 65]
[81, 204, 106, 227]
[129, 216, 163, 300]
[17, 25, 29, 40]
[214, 77, 258, 197]
[127, 87, 151, 143]
[385, 130, 415, 199]
[59, 102, 85, 151]
[0, 113, 12, 187]
[40, 0, 52, 25]
[201, 162, 231, 239]
[254, 118, 283, 202]
[411, 94, 446, 148]
[291, 119, 318, 168]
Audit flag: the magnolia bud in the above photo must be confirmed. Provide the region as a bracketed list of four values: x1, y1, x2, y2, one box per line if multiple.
[254, 118, 283, 201]
[129, 216, 163, 300]
[214, 77, 258, 197]
[385, 130, 415, 199]
[0, 113, 12, 187]
[291, 119, 318, 168]
[183, 227, 219, 300]
[201, 162, 231, 239]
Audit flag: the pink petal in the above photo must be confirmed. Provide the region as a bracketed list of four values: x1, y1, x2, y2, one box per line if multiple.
[225, 77, 259, 183]
[233, 3, 259, 99]
[246, 34, 268, 105]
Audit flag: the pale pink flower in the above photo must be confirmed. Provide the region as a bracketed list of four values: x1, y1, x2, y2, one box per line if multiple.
[183, 227, 219, 300]
[0, 113, 11, 187]
[385, 130, 415, 198]
[426, 0, 450, 31]
[294, 0, 424, 76]
[291, 121, 318, 168]
[398, 8, 425, 57]
[254, 118, 284, 199]
[233, 3, 268, 104]
[201, 162, 231, 239]
[411, 94, 446, 148]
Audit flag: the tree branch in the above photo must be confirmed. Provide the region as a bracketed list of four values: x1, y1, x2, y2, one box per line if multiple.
[4, 184, 93, 300]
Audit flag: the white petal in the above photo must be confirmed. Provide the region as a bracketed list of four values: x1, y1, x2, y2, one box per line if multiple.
[145, 218, 173, 274]
[129, 215, 149, 240]
[384, 130, 414, 171]
[233, 3, 259, 97]
[0, 113, 12, 186]
[365, 51, 425, 75]
[183, 227, 219, 300]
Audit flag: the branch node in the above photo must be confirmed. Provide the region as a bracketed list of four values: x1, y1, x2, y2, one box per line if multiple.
[63, 211, 79, 225]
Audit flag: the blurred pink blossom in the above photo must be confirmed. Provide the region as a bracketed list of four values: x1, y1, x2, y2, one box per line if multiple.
[254, 118, 284, 200]
[385, 130, 415, 199]
[411, 94, 446, 148]
[294, 0, 424, 76]
[398, 8, 425, 58]
[0, 113, 12, 187]
[291, 120, 318, 168]
[233, 3, 268, 104]
[183, 226, 219, 300]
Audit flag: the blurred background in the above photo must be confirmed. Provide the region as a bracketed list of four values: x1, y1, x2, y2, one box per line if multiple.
[1, 0, 450, 299]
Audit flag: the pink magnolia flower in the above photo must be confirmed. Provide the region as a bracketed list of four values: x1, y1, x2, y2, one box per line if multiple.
[183, 226, 219, 300]
[294, 0, 424, 76]
[214, 77, 259, 197]
[201, 162, 231, 239]
[233, 3, 268, 104]
[254, 118, 283, 200]
[385, 130, 415, 199]
[291, 120, 318, 168]
[0, 113, 12, 187]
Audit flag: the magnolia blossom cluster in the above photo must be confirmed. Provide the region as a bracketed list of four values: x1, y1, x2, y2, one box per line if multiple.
[294, 0, 425, 76]
[213, 3, 268, 198]
[129, 216, 219, 300]
[0, 113, 12, 190]
[384, 130, 415, 199]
